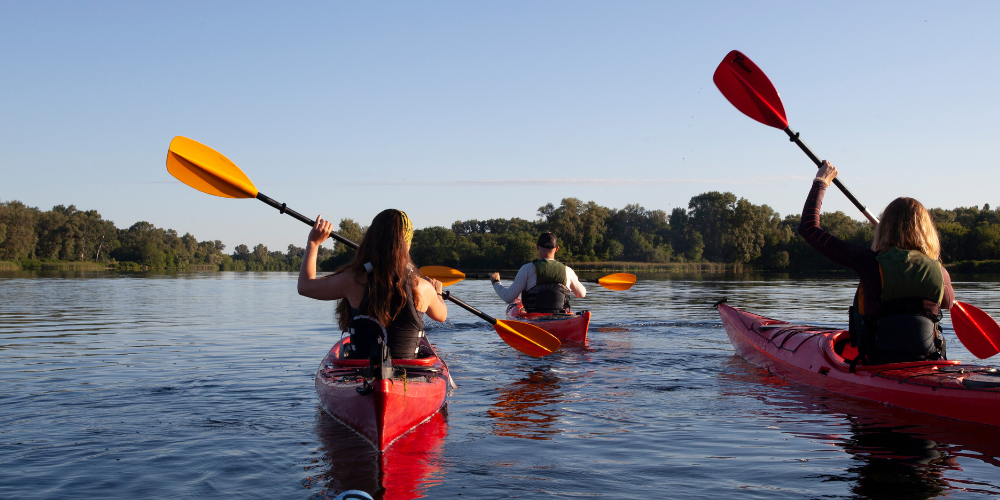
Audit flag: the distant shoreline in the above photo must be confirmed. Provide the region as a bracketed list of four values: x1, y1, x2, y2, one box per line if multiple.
[4, 259, 999, 276]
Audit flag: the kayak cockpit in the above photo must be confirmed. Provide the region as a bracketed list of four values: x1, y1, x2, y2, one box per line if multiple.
[823, 329, 961, 372]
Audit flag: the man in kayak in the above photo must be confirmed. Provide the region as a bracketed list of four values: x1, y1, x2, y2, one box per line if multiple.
[297, 209, 447, 360]
[489, 232, 586, 313]
[800, 161, 954, 366]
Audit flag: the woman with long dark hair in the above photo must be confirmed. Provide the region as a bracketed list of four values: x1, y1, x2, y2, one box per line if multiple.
[297, 209, 446, 359]
[800, 161, 954, 365]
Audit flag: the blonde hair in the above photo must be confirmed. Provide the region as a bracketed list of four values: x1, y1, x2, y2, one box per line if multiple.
[871, 197, 940, 261]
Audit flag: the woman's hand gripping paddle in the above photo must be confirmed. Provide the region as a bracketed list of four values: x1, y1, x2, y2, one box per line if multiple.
[712, 50, 880, 226]
[420, 265, 636, 291]
[713, 52, 1000, 360]
[166, 137, 561, 358]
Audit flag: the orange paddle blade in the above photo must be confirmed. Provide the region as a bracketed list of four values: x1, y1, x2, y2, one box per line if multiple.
[493, 320, 561, 358]
[951, 301, 1000, 359]
[419, 265, 465, 287]
[166, 136, 259, 199]
[597, 273, 636, 291]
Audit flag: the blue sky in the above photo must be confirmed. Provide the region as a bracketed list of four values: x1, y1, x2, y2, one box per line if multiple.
[2, 1, 998, 251]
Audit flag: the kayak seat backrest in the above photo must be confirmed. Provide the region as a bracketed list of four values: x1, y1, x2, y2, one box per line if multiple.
[330, 337, 439, 367]
[832, 332, 859, 361]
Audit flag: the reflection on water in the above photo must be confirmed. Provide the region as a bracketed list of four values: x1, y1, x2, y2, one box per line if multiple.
[3, 271, 1000, 499]
[309, 410, 448, 500]
[489, 367, 563, 441]
[720, 356, 1000, 499]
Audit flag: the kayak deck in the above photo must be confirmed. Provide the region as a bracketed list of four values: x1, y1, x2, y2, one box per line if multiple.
[314, 336, 449, 452]
[506, 298, 591, 344]
[718, 303, 1000, 427]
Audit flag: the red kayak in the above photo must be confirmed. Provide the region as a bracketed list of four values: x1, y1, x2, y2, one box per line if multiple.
[315, 336, 450, 451]
[506, 298, 591, 344]
[718, 303, 1000, 427]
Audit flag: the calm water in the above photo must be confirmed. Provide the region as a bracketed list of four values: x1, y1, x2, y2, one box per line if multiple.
[2, 271, 999, 499]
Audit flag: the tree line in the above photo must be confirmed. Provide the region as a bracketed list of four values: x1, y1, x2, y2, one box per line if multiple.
[4, 195, 1000, 272]
[0, 200, 332, 271]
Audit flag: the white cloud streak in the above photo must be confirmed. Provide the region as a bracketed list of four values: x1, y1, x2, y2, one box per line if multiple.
[335, 175, 811, 186]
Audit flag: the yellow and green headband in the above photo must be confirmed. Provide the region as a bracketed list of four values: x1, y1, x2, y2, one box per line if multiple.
[401, 210, 413, 245]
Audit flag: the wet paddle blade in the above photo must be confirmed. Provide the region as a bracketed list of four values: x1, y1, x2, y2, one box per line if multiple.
[419, 265, 466, 287]
[596, 273, 636, 291]
[951, 301, 1000, 359]
[167, 136, 259, 198]
[493, 320, 561, 358]
[713, 50, 788, 129]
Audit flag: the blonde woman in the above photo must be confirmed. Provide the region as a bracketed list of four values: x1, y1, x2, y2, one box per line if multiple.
[799, 161, 954, 365]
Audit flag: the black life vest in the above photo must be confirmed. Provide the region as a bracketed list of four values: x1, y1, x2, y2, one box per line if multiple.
[345, 270, 425, 375]
[521, 259, 571, 314]
[848, 247, 946, 366]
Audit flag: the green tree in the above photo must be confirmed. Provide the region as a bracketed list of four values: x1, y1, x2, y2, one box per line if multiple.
[0, 200, 39, 261]
[687, 191, 737, 262]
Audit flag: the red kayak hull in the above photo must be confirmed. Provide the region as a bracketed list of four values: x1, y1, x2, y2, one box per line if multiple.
[506, 299, 591, 344]
[718, 303, 1000, 427]
[315, 337, 449, 451]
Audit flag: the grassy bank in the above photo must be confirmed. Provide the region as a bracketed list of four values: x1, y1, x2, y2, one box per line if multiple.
[945, 260, 1000, 274]
[564, 261, 748, 273]
[16, 260, 112, 271]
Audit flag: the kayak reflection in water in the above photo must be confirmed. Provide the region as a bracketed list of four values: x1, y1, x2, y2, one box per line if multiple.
[490, 367, 563, 441]
[719, 360, 983, 500]
[799, 162, 955, 366]
[309, 409, 449, 500]
[297, 209, 448, 360]
[844, 423, 951, 500]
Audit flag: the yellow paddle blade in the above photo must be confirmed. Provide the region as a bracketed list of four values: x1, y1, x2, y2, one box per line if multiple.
[493, 320, 561, 358]
[597, 273, 636, 291]
[419, 265, 465, 287]
[166, 136, 259, 199]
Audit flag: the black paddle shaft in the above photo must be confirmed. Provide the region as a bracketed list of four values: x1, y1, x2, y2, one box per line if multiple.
[255, 192, 504, 326]
[254, 192, 359, 249]
[782, 127, 880, 226]
[440, 291, 497, 325]
[466, 273, 602, 285]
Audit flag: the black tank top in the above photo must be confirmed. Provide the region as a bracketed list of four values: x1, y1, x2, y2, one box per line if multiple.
[349, 277, 425, 360]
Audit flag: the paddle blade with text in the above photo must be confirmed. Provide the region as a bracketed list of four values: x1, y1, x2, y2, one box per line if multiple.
[713, 50, 788, 129]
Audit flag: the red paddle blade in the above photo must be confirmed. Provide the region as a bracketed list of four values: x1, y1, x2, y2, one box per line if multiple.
[713, 50, 788, 129]
[950, 301, 1000, 359]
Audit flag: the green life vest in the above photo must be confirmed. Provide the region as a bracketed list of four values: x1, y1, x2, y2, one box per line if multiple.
[532, 259, 567, 285]
[848, 246, 946, 367]
[522, 259, 571, 313]
[875, 247, 944, 304]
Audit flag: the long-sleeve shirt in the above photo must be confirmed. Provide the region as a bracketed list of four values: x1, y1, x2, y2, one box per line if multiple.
[492, 260, 587, 304]
[797, 180, 953, 318]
